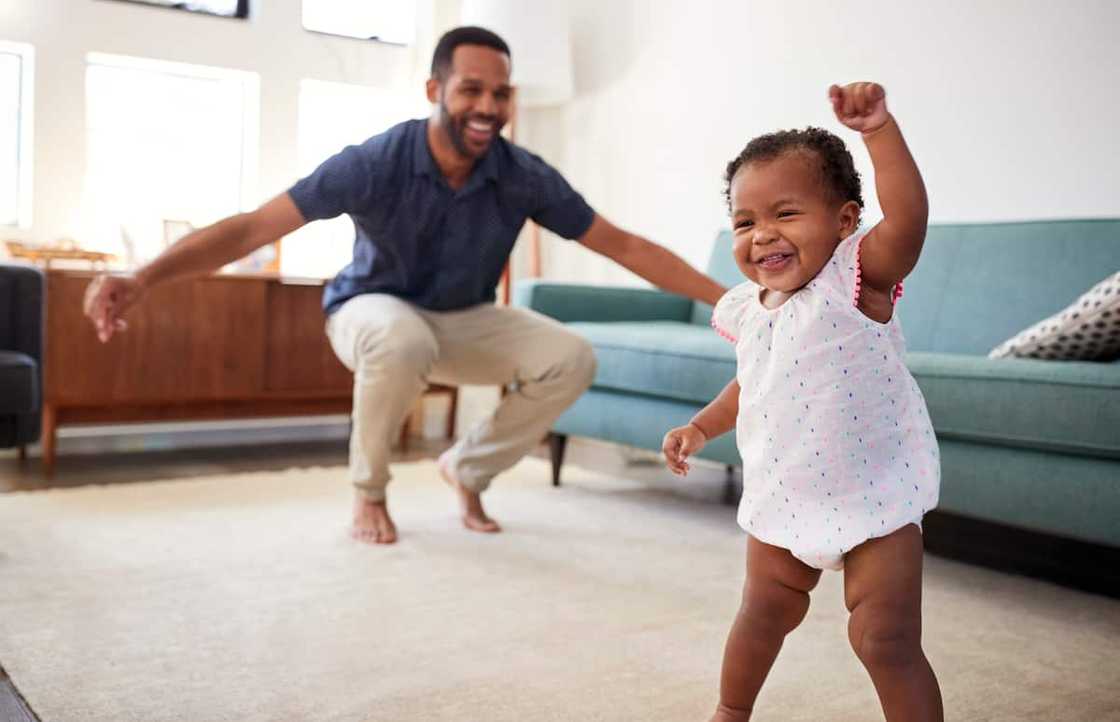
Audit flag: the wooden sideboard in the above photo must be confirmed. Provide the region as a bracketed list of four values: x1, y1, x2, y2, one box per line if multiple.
[43, 270, 355, 476]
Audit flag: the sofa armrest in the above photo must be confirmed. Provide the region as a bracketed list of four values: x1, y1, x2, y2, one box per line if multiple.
[513, 280, 694, 324]
[0, 263, 44, 365]
[0, 351, 38, 414]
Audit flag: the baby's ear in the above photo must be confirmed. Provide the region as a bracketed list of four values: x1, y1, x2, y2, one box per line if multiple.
[837, 200, 862, 236]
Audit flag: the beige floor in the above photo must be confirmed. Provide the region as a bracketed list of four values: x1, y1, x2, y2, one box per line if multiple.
[1, 445, 1118, 722]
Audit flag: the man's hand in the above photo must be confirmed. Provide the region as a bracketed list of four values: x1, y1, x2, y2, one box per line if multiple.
[829, 82, 889, 134]
[661, 423, 708, 476]
[83, 274, 143, 343]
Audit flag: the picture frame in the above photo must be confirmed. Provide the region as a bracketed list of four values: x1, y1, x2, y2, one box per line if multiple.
[162, 219, 194, 250]
[101, 0, 250, 20]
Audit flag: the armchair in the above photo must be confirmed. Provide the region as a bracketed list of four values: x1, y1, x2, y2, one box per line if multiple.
[0, 262, 44, 457]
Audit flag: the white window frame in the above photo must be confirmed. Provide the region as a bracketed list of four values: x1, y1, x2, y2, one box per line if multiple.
[1, 40, 34, 229]
[85, 51, 260, 215]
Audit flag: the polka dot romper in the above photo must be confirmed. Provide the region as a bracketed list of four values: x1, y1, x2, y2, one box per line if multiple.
[712, 228, 940, 570]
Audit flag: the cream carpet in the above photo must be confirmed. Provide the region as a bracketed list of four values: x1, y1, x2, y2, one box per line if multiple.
[0, 458, 1117, 722]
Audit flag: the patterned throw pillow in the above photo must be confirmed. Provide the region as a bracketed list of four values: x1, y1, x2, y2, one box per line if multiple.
[988, 271, 1120, 361]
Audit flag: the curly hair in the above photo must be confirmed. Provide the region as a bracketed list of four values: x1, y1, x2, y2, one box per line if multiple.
[723, 127, 863, 213]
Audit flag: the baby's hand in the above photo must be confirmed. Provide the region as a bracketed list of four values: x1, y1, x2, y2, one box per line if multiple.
[661, 423, 707, 476]
[829, 82, 889, 134]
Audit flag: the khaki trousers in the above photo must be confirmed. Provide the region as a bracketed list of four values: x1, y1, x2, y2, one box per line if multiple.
[325, 294, 596, 501]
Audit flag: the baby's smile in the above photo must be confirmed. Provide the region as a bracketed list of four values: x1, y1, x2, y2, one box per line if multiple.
[755, 252, 795, 272]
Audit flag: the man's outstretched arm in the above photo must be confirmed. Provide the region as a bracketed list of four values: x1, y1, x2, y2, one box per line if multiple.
[84, 192, 307, 342]
[578, 214, 725, 307]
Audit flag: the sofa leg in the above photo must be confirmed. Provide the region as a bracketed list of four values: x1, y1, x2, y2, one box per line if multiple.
[548, 433, 567, 487]
[42, 404, 57, 479]
[18, 444, 27, 463]
[723, 465, 739, 506]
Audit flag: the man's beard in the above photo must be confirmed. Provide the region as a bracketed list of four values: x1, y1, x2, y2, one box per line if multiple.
[438, 99, 500, 159]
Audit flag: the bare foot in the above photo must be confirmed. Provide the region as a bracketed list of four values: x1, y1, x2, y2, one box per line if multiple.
[350, 493, 398, 544]
[709, 703, 752, 722]
[437, 453, 501, 533]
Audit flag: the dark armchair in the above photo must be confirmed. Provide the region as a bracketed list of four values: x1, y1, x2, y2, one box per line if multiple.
[0, 262, 44, 456]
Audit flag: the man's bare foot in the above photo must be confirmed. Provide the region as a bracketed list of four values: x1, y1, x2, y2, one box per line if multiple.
[437, 453, 501, 533]
[351, 493, 398, 544]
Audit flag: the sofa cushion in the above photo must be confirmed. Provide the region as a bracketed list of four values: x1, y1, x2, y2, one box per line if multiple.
[0, 350, 38, 414]
[567, 321, 736, 405]
[908, 352, 1120, 458]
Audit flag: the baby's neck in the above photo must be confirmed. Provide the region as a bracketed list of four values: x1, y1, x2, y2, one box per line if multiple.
[759, 286, 798, 310]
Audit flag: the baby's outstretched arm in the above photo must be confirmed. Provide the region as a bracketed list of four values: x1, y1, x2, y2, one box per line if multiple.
[830, 82, 928, 296]
[662, 378, 739, 476]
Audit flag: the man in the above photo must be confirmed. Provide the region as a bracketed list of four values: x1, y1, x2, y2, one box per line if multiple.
[84, 26, 725, 545]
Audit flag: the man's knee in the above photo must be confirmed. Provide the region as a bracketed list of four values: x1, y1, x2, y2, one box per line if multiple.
[848, 604, 922, 671]
[354, 319, 437, 375]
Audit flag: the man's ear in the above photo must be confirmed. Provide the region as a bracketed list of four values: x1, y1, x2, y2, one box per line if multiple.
[838, 200, 861, 237]
[425, 77, 440, 104]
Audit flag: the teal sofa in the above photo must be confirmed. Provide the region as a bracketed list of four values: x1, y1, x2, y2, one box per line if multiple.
[516, 220, 1120, 578]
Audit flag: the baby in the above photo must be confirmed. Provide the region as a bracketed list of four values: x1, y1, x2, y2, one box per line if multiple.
[662, 83, 943, 721]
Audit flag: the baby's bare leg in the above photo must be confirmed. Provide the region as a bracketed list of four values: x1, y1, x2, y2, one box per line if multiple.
[844, 524, 943, 722]
[711, 535, 821, 722]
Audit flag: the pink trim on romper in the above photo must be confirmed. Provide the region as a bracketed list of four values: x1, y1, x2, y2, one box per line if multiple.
[711, 319, 738, 343]
[854, 234, 904, 307]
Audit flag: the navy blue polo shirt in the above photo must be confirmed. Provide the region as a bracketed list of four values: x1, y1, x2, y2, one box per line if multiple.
[288, 118, 597, 314]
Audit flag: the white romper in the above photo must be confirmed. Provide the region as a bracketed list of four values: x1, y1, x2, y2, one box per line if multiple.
[711, 228, 940, 570]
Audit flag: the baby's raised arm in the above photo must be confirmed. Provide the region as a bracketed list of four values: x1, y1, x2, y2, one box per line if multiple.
[829, 82, 928, 297]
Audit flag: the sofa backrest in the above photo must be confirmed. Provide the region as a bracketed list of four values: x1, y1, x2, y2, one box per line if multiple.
[898, 220, 1120, 354]
[690, 230, 738, 326]
[694, 219, 1120, 356]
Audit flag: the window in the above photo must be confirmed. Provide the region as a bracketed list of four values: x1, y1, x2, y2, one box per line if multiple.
[106, 0, 249, 19]
[82, 53, 259, 266]
[281, 79, 428, 278]
[302, 0, 417, 44]
[0, 41, 33, 228]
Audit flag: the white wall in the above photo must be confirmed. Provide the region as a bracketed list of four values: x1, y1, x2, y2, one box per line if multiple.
[5, 0, 1117, 282]
[527, 0, 1120, 287]
[0, 0, 462, 246]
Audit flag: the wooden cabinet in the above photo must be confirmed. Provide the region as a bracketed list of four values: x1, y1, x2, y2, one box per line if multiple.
[263, 282, 355, 393]
[43, 271, 354, 476]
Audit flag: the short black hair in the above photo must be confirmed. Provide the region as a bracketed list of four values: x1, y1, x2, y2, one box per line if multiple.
[723, 127, 863, 213]
[430, 26, 511, 80]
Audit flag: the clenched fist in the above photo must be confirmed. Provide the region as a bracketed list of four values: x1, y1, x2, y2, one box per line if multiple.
[829, 82, 889, 134]
[661, 423, 707, 477]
